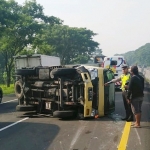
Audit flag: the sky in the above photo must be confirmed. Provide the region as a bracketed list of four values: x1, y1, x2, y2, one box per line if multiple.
[16, 0, 150, 56]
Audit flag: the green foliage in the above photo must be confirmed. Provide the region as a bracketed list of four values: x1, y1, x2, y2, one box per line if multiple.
[71, 55, 89, 64]
[115, 43, 150, 66]
[2, 71, 14, 84]
[0, 84, 14, 95]
[35, 25, 99, 64]
[0, 0, 99, 87]
[2, 72, 7, 84]
[0, 0, 61, 86]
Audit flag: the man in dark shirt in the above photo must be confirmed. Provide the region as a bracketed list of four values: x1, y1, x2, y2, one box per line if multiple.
[137, 74, 144, 92]
[127, 66, 144, 128]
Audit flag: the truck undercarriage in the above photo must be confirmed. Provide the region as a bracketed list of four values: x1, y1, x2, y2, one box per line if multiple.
[15, 66, 93, 118]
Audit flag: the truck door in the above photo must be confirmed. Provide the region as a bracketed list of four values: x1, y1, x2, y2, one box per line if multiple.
[103, 69, 115, 115]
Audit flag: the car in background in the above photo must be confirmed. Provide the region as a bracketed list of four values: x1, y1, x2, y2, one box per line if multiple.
[102, 56, 127, 89]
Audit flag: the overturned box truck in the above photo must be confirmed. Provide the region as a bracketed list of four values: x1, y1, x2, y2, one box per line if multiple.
[14, 54, 115, 119]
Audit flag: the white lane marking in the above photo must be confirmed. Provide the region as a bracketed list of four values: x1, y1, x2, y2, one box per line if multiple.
[69, 121, 88, 150]
[0, 117, 29, 132]
[135, 128, 142, 145]
[0, 99, 17, 105]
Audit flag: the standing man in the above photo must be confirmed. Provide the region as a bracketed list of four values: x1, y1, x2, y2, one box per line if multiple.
[105, 64, 133, 121]
[127, 66, 144, 128]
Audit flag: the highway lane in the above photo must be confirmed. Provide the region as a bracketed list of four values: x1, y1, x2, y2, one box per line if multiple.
[1, 94, 17, 103]
[0, 91, 150, 150]
[127, 91, 150, 150]
[115, 91, 150, 150]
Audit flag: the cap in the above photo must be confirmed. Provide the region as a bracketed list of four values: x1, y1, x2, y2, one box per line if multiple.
[122, 64, 128, 68]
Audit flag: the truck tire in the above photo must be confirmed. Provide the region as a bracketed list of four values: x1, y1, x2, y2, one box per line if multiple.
[16, 69, 36, 76]
[15, 80, 24, 99]
[50, 68, 77, 78]
[16, 105, 35, 111]
[53, 110, 76, 118]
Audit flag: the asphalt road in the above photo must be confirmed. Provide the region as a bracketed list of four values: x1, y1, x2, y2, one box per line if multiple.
[0, 91, 150, 150]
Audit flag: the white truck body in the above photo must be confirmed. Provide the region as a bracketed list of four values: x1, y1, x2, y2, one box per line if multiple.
[14, 54, 60, 69]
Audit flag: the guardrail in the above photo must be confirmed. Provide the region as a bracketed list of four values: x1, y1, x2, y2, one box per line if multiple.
[139, 67, 150, 90]
[139, 67, 150, 81]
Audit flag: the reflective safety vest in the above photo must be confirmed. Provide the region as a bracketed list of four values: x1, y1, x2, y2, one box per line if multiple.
[120, 73, 130, 91]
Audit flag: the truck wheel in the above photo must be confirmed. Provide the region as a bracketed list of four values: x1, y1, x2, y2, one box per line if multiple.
[53, 110, 76, 118]
[18, 97, 24, 105]
[15, 80, 24, 99]
[16, 105, 35, 111]
[50, 68, 76, 78]
[16, 69, 36, 76]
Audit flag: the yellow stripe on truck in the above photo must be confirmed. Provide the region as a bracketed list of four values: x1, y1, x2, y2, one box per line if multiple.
[81, 72, 93, 118]
[98, 68, 105, 117]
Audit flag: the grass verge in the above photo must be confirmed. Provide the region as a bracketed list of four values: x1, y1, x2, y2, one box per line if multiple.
[0, 84, 14, 95]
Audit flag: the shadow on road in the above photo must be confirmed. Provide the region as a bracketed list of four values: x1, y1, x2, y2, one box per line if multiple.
[0, 121, 60, 150]
[18, 111, 52, 119]
[0, 102, 17, 114]
[14, 110, 123, 123]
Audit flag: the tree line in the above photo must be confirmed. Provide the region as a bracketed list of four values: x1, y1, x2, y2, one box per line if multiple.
[115, 43, 150, 67]
[0, 0, 100, 87]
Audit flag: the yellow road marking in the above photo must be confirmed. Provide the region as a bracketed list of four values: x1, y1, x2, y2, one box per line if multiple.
[118, 122, 131, 150]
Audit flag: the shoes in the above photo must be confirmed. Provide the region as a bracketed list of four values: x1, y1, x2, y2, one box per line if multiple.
[121, 117, 128, 120]
[126, 116, 134, 122]
[126, 119, 134, 122]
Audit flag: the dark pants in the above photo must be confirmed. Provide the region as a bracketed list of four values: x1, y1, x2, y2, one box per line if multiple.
[122, 91, 133, 118]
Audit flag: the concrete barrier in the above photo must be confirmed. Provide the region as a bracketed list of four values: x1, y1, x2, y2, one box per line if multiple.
[143, 69, 150, 81]
[139, 67, 150, 81]
[139, 67, 150, 92]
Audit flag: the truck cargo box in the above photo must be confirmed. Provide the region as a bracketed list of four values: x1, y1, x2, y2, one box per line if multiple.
[14, 54, 60, 69]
